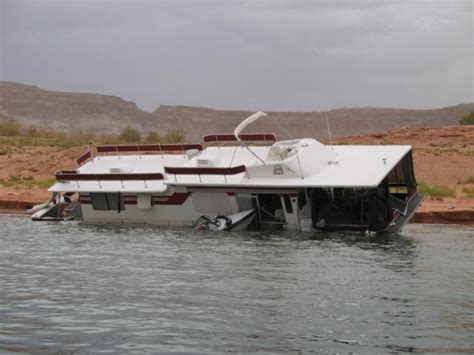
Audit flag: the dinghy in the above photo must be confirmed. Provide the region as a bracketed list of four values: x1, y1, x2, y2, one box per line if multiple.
[192, 209, 256, 231]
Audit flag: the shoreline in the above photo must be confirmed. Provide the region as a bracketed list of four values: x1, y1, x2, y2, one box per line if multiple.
[411, 210, 474, 226]
[2, 199, 472, 226]
[1, 125, 473, 227]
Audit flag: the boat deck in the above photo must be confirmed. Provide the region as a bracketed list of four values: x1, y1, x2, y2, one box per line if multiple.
[49, 144, 412, 193]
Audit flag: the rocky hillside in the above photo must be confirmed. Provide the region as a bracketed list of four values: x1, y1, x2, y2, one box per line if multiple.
[1, 81, 473, 141]
[0, 82, 157, 133]
[154, 104, 474, 142]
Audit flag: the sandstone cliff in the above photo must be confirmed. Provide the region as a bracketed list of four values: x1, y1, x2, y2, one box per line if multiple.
[1, 81, 473, 141]
[0, 81, 157, 133]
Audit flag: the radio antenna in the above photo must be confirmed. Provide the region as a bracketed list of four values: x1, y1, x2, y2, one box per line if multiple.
[325, 111, 333, 150]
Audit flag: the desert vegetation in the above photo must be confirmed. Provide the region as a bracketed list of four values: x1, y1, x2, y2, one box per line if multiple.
[417, 181, 457, 198]
[459, 112, 474, 125]
[0, 119, 184, 149]
[0, 175, 56, 189]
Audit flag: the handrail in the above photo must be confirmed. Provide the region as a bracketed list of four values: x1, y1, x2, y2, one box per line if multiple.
[164, 165, 246, 176]
[75, 151, 92, 166]
[58, 169, 78, 174]
[56, 171, 164, 181]
[203, 133, 277, 143]
[96, 143, 203, 154]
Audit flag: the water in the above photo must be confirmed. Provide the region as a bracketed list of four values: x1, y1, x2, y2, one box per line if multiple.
[0, 217, 472, 354]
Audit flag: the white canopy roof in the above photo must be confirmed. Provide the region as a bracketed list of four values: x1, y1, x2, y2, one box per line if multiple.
[49, 142, 412, 193]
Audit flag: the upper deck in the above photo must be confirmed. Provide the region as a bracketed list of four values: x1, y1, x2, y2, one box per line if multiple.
[50, 139, 412, 193]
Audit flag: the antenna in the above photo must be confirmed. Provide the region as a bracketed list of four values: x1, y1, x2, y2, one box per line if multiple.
[325, 111, 333, 150]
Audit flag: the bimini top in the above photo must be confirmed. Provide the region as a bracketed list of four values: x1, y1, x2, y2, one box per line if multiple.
[49, 112, 412, 193]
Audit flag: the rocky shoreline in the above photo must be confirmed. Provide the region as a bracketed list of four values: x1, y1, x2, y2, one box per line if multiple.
[411, 210, 474, 225]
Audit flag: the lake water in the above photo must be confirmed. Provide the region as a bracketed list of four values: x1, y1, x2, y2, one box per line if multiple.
[0, 216, 472, 354]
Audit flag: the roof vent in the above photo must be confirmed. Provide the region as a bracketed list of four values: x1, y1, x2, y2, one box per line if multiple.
[109, 167, 132, 174]
[196, 154, 220, 167]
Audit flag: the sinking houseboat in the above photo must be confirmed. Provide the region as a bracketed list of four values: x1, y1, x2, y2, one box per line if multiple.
[29, 112, 424, 235]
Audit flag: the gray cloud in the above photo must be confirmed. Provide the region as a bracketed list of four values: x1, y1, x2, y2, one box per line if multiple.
[1, 0, 472, 111]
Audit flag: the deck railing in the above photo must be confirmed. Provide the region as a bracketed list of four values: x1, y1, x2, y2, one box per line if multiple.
[55, 170, 164, 188]
[203, 133, 277, 144]
[164, 165, 246, 183]
[75, 150, 92, 167]
[96, 143, 203, 154]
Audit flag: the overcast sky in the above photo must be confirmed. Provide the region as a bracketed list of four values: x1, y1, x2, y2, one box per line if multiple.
[1, 0, 472, 112]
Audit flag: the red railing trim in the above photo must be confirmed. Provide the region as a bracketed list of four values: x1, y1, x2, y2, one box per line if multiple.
[203, 133, 277, 143]
[75, 151, 92, 166]
[96, 144, 203, 154]
[164, 165, 246, 175]
[58, 169, 78, 174]
[96, 146, 118, 153]
[116, 145, 139, 152]
[56, 172, 165, 181]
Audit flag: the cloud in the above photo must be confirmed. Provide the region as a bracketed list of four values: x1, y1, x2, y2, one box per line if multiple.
[1, 0, 472, 111]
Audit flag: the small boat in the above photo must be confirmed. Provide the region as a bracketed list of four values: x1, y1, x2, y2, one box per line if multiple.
[192, 209, 256, 231]
[29, 193, 82, 221]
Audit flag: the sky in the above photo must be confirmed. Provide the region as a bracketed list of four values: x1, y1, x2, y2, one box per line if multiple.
[1, 0, 473, 112]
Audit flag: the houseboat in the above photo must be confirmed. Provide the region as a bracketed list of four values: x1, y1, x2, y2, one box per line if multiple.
[29, 112, 424, 235]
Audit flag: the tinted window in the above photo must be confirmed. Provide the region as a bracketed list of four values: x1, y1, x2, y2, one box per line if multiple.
[90, 193, 109, 210]
[90, 193, 125, 211]
[107, 193, 121, 210]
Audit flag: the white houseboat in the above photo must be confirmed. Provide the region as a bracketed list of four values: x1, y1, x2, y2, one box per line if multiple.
[29, 112, 424, 234]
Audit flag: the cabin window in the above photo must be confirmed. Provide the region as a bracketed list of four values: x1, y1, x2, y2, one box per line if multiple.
[90, 193, 125, 211]
[282, 194, 293, 214]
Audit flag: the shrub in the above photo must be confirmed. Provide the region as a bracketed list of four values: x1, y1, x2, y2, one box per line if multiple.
[145, 131, 162, 144]
[463, 187, 474, 198]
[0, 119, 21, 136]
[9, 175, 22, 182]
[25, 126, 39, 137]
[459, 112, 474, 125]
[70, 128, 96, 144]
[162, 130, 185, 143]
[0, 176, 56, 188]
[0, 120, 182, 148]
[466, 176, 474, 184]
[34, 178, 56, 189]
[418, 181, 456, 198]
[119, 127, 141, 143]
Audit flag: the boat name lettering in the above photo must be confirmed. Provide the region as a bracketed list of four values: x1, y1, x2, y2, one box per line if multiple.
[273, 165, 284, 175]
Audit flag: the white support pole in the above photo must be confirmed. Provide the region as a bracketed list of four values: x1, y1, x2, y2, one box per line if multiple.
[234, 111, 267, 165]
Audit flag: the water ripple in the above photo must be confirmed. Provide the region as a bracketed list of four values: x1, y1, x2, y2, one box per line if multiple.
[0, 217, 472, 353]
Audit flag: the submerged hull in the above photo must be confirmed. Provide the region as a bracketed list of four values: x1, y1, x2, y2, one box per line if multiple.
[33, 188, 424, 235]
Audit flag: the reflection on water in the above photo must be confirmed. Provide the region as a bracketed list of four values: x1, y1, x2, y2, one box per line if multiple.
[0, 217, 472, 353]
